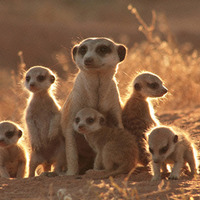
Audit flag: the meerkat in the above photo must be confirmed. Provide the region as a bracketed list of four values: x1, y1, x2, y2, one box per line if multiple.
[148, 126, 198, 181]
[24, 66, 66, 177]
[61, 37, 127, 175]
[0, 121, 26, 178]
[73, 108, 139, 178]
[122, 72, 168, 167]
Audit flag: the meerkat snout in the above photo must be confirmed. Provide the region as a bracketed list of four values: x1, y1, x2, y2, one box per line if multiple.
[25, 66, 56, 93]
[133, 72, 168, 98]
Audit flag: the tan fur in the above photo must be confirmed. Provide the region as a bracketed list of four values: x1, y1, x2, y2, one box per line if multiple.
[73, 108, 139, 178]
[0, 121, 26, 178]
[122, 72, 167, 167]
[61, 37, 127, 175]
[148, 126, 198, 181]
[24, 66, 66, 177]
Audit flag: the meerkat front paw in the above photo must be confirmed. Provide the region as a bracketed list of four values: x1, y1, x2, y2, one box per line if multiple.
[168, 173, 179, 180]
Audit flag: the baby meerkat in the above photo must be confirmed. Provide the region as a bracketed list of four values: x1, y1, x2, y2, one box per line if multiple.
[61, 37, 127, 175]
[148, 126, 198, 181]
[0, 121, 26, 178]
[122, 72, 168, 167]
[73, 108, 139, 178]
[25, 66, 66, 177]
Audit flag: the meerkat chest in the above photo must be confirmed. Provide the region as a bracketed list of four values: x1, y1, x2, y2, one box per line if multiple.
[27, 96, 57, 121]
[75, 73, 117, 109]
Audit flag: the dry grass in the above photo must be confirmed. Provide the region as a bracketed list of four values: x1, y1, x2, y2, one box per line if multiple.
[117, 6, 200, 111]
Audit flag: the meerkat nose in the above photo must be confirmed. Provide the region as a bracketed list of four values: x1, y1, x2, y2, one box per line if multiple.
[84, 57, 94, 66]
[30, 82, 35, 87]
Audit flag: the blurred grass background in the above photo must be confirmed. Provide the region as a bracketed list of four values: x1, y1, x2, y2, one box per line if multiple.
[0, 0, 200, 123]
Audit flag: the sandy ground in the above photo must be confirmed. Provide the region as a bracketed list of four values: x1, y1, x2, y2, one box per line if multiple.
[0, 106, 199, 200]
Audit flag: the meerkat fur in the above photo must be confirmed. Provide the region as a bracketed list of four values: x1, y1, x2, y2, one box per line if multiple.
[24, 66, 66, 177]
[73, 108, 139, 178]
[148, 126, 198, 181]
[122, 72, 168, 167]
[0, 121, 26, 178]
[61, 37, 127, 175]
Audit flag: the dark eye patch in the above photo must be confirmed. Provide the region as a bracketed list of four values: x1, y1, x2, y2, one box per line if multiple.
[5, 131, 14, 139]
[75, 117, 80, 124]
[149, 147, 154, 154]
[86, 117, 95, 124]
[26, 76, 30, 82]
[147, 82, 159, 89]
[159, 144, 169, 154]
[78, 45, 87, 56]
[96, 45, 112, 56]
[37, 75, 46, 82]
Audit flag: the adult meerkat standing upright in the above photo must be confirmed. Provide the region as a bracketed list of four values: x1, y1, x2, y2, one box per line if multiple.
[73, 108, 139, 178]
[25, 66, 66, 177]
[122, 72, 168, 167]
[61, 37, 127, 175]
[0, 121, 26, 178]
[148, 126, 198, 181]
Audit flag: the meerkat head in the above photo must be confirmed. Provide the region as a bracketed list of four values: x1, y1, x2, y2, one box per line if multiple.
[148, 126, 178, 163]
[25, 66, 56, 93]
[71, 37, 127, 71]
[0, 121, 23, 148]
[133, 72, 168, 98]
[73, 108, 105, 134]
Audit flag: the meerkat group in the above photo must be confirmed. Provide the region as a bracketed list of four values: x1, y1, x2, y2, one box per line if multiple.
[61, 37, 127, 175]
[0, 37, 198, 180]
[122, 72, 168, 167]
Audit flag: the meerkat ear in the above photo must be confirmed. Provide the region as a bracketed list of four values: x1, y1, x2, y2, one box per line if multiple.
[18, 130, 22, 138]
[72, 45, 78, 62]
[173, 135, 178, 143]
[99, 117, 105, 126]
[117, 45, 127, 62]
[134, 83, 141, 91]
[50, 75, 55, 84]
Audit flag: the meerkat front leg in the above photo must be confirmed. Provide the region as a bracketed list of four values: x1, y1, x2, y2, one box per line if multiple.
[94, 152, 103, 170]
[169, 159, 184, 180]
[48, 113, 61, 139]
[151, 162, 162, 181]
[65, 126, 79, 175]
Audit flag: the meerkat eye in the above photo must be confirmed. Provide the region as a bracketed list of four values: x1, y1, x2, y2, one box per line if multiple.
[37, 75, 46, 82]
[26, 76, 30, 82]
[5, 131, 14, 138]
[75, 117, 80, 124]
[86, 117, 95, 124]
[147, 82, 159, 89]
[149, 147, 154, 154]
[96, 45, 111, 55]
[78, 45, 87, 56]
[159, 144, 169, 154]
